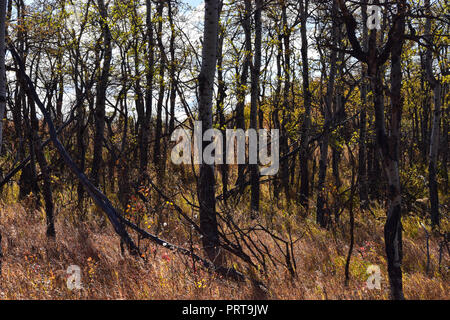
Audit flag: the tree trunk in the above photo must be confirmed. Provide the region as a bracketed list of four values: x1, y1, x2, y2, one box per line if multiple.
[141, 0, 154, 178]
[153, 1, 165, 176]
[428, 83, 441, 227]
[235, 0, 251, 187]
[317, 0, 338, 228]
[29, 99, 55, 238]
[359, 6, 369, 209]
[424, 0, 441, 227]
[379, 4, 406, 299]
[299, 0, 311, 210]
[0, 0, 5, 157]
[216, 13, 228, 204]
[250, 0, 262, 214]
[198, 0, 222, 266]
[92, 0, 112, 188]
[168, 0, 177, 135]
[0, 0, 7, 274]
[279, 2, 291, 201]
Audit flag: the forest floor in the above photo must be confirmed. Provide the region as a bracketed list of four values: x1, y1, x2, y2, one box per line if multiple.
[0, 182, 448, 300]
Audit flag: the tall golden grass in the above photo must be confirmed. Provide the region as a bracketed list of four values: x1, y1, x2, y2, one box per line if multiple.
[0, 183, 447, 300]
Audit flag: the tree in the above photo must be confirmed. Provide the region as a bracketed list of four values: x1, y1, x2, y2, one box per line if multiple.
[358, 0, 369, 209]
[249, 0, 262, 213]
[0, 0, 7, 274]
[153, 0, 165, 178]
[92, 0, 112, 188]
[423, 0, 442, 227]
[198, 0, 222, 266]
[299, 0, 311, 210]
[316, 0, 339, 228]
[337, 0, 407, 299]
[234, 0, 251, 188]
[0, 0, 5, 157]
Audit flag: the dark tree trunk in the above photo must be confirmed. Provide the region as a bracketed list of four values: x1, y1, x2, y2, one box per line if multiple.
[0, 0, 7, 271]
[358, 1, 370, 209]
[29, 98, 55, 238]
[198, 0, 222, 266]
[92, 0, 112, 188]
[299, 0, 311, 211]
[235, 0, 251, 187]
[279, 2, 291, 202]
[168, 0, 177, 135]
[153, 1, 165, 176]
[249, 0, 262, 214]
[380, 6, 406, 298]
[216, 14, 228, 204]
[424, 0, 441, 227]
[141, 0, 154, 178]
[317, 0, 338, 227]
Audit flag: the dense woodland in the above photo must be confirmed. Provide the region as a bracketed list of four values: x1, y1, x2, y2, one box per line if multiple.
[0, 0, 448, 300]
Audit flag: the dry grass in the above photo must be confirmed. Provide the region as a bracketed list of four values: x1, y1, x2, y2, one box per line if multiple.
[0, 185, 448, 300]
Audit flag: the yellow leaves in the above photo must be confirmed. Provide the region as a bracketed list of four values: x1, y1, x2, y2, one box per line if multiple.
[240, 84, 249, 92]
[158, 275, 169, 288]
[212, 122, 226, 131]
[442, 74, 450, 85]
[87, 257, 98, 282]
[50, 175, 60, 184]
[196, 278, 207, 288]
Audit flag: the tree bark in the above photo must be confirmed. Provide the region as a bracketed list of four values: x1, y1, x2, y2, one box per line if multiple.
[29, 98, 55, 238]
[424, 0, 441, 227]
[250, 0, 262, 214]
[380, 3, 406, 299]
[141, 0, 154, 178]
[299, 0, 311, 210]
[198, 0, 222, 266]
[0, 0, 5, 157]
[235, 0, 251, 187]
[91, 0, 112, 188]
[0, 0, 7, 274]
[153, 1, 165, 176]
[317, 0, 338, 228]
[359, 2, 369, 209]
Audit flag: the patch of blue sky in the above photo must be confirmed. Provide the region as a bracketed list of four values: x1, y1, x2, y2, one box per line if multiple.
[182, 0, 203, 9]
